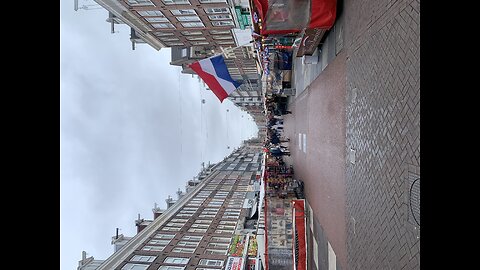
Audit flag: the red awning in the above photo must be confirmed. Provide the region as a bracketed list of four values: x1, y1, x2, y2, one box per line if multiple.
[252, 0, 337, 35]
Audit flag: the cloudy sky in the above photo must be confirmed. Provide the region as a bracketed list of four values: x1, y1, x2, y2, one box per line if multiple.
[60, 1, 258, 270]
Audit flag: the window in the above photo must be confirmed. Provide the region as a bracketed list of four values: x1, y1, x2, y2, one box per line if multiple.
[210, 236, 231, 242]
[182, 235, 203, 241]
[217, 41, 235, 45]
[148, 239, 171, 245]
[164, 257, 190, 264]
[213, 35, 232, 40]
[167, 222, 184, 227]
[121, 263, 150, 270]
[152, 23, 175, 29]
[170, 218, 188, 223]
[199, 0, 226, 2]
[162, 0, 190, 4]
[181, 48, 187, 57]
[154, 32, 175, 36]
[187, 228, 207, 233]
[142, 245, 165, 251]
[146, 17, 169, 23]
[130, 255, 156, 263]
[214, 229, 234, 234]
[161, 226, 181, 231]
[198, 259, 224, 267]
[198, 214, 215, 218]
[181, 22, 204, 28]
[127, 0, 155, 6]
[158, 266, 185, 270]
[190, 223, 209, 228]
[219, 220, 237, 225]
[172, 247, 195, 253]
[153, 233, 175, 239]
[171, 9, 196, 15]
[205, 8, 229, 14]
[217, 225, 235, 230]
[196, 268, 220, 270]
[207, 242, 230, 248]
[209, 14, 232, 20]
[204, 249, 228, 255]
[210, 30, 231, 35]
[177, 16, 201, 22]
[177, 241, 200, 247]
[194, 219, 212, 223]
[212, 21, 234, 26]
[138, 10, 164, 16]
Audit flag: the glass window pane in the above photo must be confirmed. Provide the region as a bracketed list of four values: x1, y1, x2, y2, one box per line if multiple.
[171, 9, 196, 15]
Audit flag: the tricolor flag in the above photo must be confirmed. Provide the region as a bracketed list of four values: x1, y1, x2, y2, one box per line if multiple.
[190, 55, 241, 103]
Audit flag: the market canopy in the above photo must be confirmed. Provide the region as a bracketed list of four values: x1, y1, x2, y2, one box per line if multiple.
[252, 0, 337, 35]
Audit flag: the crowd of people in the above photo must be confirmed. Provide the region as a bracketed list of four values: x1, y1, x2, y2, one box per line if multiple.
[263, 95, 303, 199]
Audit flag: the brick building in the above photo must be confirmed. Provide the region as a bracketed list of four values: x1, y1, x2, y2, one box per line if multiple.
[78, 139, 265, 270]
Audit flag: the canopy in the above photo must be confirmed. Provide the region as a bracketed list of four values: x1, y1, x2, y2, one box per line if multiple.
[252, 0, 337, 35]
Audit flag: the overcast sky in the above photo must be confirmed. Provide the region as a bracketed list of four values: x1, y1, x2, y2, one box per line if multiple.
[60, 1, 258, 270]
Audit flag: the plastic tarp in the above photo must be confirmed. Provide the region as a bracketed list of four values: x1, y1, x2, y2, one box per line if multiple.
[253, 0, 337, 35]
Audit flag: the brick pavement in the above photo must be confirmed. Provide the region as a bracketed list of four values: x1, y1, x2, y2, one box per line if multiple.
[344, 0, 420, 269]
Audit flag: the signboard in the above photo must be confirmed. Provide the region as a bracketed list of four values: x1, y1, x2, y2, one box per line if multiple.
[225, 257, 244, 270]
[296, 28, 327, 57]
[235, 7, 245, 30]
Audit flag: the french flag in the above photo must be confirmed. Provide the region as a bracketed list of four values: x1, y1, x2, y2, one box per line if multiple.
[190, 55, 241, 103]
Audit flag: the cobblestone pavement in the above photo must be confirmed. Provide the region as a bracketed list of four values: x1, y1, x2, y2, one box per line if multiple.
[344, 0, 420, 269]
[284, 0, 420, 269]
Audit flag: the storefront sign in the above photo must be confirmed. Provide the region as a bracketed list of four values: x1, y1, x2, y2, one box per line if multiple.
[296, 28, 327, 57]
[225, 257, 244, 270]
[235, 7, 245, 30]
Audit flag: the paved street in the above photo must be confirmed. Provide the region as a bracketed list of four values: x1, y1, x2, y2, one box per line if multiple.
[283, 0, 420, 269]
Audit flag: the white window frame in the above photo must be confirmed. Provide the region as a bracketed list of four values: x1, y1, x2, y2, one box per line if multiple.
[190, 41, 209, 45]
[205, 7, 229, 14]
[208, 14, 232, 20]
[171, 9, 197, 15]
[210, 236, 231, 242]
[158, 266, 185, 270]
[211, 21, 234, 27]
[194, 219, 212, 224]
[214, 229, 234, 234]
[161, 226, 181, 231]
[187, 228, 208, 233]
[162, 0, 190, 5]
[121, 263, 150, 270]
[181, 22, 205, 28]
[182, 235, 203, 241]
[130, 255, 156, 263]
[153, 233, 175, 239]
[148, 239, 171, 245]
[163, 257, 190, 264]
[170, 218, 188, 223]
[152, 23, 175, 29]
[198, 259, 224, 267]
[127, 0, 155, 6]
[172, 247, 196, 253]
[138, 10, 164, 16]
[207, 242, 230, 248]
[141, 245, 165, 251]
[204, 249, 228, 255]
[145, 17, 169, 23]
[177, 241, 200, 247]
